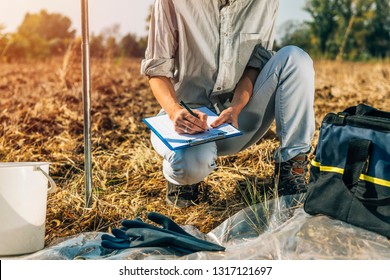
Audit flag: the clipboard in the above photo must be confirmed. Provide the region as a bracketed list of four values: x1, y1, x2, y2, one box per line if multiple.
[143, 107, 242, 150]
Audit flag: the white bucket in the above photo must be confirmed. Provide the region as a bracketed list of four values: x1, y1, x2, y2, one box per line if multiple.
[0, 162, 57, 256]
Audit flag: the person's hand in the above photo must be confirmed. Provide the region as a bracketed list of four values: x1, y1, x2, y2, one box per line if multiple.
[171, 108, 208, 134]
[210, 107, 239, 129]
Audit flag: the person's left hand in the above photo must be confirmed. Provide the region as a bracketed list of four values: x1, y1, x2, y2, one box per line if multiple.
[210, 107, 239, 129]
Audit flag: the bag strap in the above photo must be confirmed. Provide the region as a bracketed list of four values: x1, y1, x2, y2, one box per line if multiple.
[344, 104, 390, 119]
[343, 139, 371, 187]
[343, 139, 390, 206]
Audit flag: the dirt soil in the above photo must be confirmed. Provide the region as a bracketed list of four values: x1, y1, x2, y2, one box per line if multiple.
[0, 57, 389, 244]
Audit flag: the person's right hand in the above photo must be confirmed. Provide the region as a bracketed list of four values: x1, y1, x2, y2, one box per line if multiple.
[171, 108, 208, 134]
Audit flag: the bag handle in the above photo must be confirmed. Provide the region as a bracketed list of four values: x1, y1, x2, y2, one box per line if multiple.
[344, 104, 390, 119]
[343, 139, 390, 206]
[34, 166, 57, 194]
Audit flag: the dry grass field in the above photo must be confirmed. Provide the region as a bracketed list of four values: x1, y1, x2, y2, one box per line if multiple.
[1, 53, 389, 245]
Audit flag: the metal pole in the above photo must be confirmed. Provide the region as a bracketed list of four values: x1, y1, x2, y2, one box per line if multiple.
[81, 0, 92, 208]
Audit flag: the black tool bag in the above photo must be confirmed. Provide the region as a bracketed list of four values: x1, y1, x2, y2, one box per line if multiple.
[304, 104, 390, 237]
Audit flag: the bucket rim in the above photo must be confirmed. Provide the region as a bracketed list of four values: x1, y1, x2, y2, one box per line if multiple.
[0, 162, 52, 168]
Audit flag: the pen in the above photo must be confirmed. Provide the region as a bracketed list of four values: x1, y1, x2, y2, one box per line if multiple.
[180, 101, 199, 119]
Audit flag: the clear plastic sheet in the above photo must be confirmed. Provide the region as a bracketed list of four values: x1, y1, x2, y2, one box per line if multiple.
[3, 195, 390, 260]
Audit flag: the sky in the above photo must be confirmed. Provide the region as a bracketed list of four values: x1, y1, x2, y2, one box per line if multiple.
[0, 0, 310, 37]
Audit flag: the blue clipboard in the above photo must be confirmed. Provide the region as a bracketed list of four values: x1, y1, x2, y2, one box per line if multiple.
[143, 107, 242, 151]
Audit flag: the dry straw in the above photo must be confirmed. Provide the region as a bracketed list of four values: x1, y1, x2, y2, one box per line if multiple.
[1, 53, 389, 245]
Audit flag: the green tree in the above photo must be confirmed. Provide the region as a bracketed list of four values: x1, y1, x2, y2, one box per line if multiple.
[99, 24, 121, 59]
[304, 0, 340, 56]
[303, 0, 389, 59]
[90, 33, 105, 58]
[119, 33, 145, 57]
[13, 10, 75, 59]
[278, 20, 313, 54]
[105, 36, 120, 59]
[335, 0, 375, 60]
[366, 0, 390, 57]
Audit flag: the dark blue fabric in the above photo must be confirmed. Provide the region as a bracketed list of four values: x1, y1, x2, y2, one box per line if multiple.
[317, 122, 390, 182]
[305, 104, 390, 237]
[100, 212, 225, 254]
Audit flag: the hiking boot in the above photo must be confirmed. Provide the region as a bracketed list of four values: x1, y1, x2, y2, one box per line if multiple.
[166, 181, 200, 208]
[274, 154, 309, 196]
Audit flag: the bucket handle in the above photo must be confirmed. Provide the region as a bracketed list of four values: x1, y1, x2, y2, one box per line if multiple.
[34, 166, 57, 194]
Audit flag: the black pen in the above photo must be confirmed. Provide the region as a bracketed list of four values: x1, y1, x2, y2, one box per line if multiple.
[180, 101, 199, 119]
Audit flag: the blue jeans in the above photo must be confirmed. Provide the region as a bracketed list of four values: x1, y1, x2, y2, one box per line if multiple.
[151, 46, 315, 185]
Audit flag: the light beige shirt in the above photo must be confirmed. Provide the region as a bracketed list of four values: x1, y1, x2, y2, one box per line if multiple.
[141, 0, 279, 108]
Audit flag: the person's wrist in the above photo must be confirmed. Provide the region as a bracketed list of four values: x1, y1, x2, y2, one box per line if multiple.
[230, 102, 245, 117]
[167, 103, 182, 120]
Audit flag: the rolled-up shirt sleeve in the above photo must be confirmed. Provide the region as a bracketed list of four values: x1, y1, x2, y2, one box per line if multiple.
[140, 0, 178, 78]
[246, 45, 275, 70]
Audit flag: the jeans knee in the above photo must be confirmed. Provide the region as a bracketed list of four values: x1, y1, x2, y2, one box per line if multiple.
[163, 143, 217, 185]
[278, 46, 315, 100]
[279, 46, 314, 74]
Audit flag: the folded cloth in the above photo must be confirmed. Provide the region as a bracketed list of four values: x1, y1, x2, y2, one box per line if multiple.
[101, 212, 225, 254]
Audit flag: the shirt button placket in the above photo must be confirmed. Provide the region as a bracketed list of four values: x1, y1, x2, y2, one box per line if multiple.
[215, 8, 230, 93]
